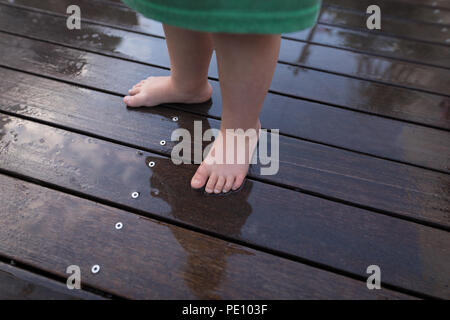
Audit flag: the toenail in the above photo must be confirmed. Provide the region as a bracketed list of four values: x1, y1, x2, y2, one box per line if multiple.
[223, 189, 228, 193]
[214, 189, 220, 193]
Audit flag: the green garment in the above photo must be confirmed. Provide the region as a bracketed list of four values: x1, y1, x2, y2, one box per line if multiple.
[121, 0, 321, 34]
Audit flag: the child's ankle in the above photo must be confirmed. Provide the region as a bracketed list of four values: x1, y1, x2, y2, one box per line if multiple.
[170, 76, 211, 97]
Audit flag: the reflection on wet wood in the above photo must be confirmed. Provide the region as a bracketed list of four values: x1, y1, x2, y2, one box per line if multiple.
[2, 67, 449, 175]
[2, 1, 450, 99]
[1, 68, 449, 227]
[3, 0, 449, 72]
[0, 0, 449, 300]
[0, 262, 105, 300]
[288, 26, 450, 70]
[0, 114, 449, 298]
[324, 0, 450, 25]
[319, 5, 450, 45]
[397, 0, 450, 10]
[0, 174, 412, 299]
[0, 25, 448, 131]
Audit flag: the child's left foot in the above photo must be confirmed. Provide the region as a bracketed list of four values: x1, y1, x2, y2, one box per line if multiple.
[123, 76, 212, 107]
[191, 121, 261, 194]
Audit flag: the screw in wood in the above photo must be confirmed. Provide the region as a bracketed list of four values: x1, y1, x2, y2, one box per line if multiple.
[91, 265, 100, 274]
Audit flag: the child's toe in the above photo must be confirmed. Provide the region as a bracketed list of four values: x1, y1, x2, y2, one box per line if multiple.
[232, 174, 246, 190]
[205, 173, 218, 193]
[128, 87, 140, 95]
[124, 94, 145, 107]
[223, 176, 234, 193]
[191, 166, 208, 189]
[214, 176, 226, 193]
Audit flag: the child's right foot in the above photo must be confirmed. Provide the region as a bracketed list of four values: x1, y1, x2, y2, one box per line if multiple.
[123, 76, 212, 107]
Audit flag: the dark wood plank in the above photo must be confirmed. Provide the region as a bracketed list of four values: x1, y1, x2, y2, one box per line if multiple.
[1, 38, 449, 226]
[397, 0, 450, 10]
[278, 40, 450, 96]
[0, 114, 448, 298]
[1, 4, 449, 130]
[2, 1, 449, 98]
[0, 262, 105, 299]
[319, 5, 450, 45]
[287, 25, 450, 69]
[324, 0, 450, 25]
[0, 174, 412, 300]
[2, 65, 450, 227]
[1, 37, 449, 173]
[1, 41, 449, 174]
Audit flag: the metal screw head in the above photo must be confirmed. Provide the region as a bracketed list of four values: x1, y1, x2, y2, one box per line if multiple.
[172, 116, 178, 122]
[160, 140, 166, 146]
[148, 161, 155, 168]
[91, 265, 100, 274]
[131, 191, 139, 199]
[115, 222, 123, 230]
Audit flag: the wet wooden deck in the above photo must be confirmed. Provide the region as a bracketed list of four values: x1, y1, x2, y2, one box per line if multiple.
[0, 0, 449, 300]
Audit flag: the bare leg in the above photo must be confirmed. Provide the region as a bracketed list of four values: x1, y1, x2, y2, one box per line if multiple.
[124, 24, 213, 107]
[191, 33, 281, 193]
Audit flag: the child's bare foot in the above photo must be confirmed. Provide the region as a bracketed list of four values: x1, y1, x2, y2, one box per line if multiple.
[123, 76, 212, 107]
[191, 121, 261, 194]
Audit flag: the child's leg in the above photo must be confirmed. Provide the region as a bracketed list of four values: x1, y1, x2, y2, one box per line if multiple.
[124, 24, 213, 107]
[191, 33, 281, 193]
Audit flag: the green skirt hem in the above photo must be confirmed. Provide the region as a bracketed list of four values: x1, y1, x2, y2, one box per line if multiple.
[122, 0, 320, 34]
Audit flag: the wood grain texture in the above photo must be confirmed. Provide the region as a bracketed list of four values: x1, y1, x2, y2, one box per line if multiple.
[5, 0, 450, 68]
[0, 114, 448, 298]
[0, 262, 105, 300]
[287, 26, 450, 70]
[0, 4, 449, 129]
[395, 0, 450, 10]
[4, 0, 450, 95]
[0, 66, 449, 228]
[319, 6, 450, 45]
[324, 0, 450, 25]
[0, 174, 412, 299]
[0, 33, 449, 173]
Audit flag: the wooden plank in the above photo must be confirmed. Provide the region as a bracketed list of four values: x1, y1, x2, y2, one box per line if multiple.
[0, 174, 412, 300]
[278, 40, 450, 96]
[1, 67, 450, 227]
[2, 1, 449, 97]
[324, 0, 450, 25]
[0, 114, 448, 298]
[287, 26, 450, 69]
[319, 5, 450, 45]
[0, 12, 448, 132]
[5, 0, 448, 72]
[0, 50, 448, 175]
[396, 0, 450, 10]
[0, 261, 106, 299]
[0, 41, 449, 226]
